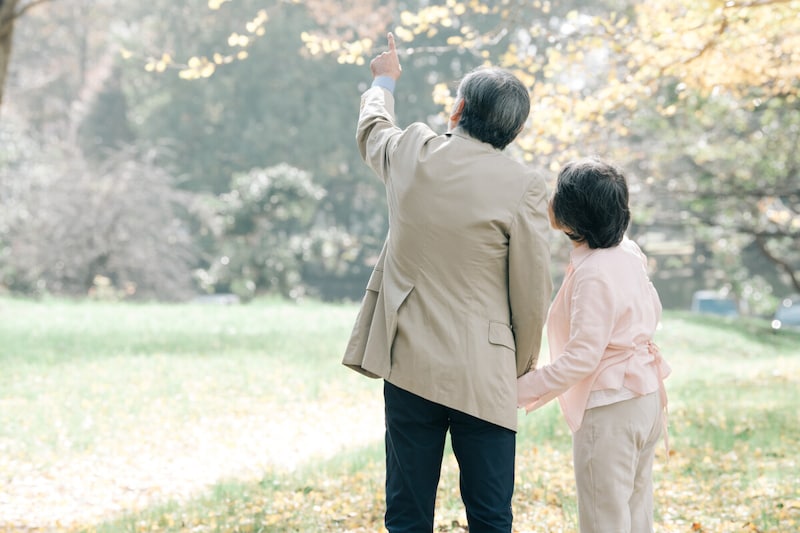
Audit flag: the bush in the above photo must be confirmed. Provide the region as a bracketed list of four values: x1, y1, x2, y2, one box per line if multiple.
[0, 144, 197, 300]
[196, 164, 325, 301]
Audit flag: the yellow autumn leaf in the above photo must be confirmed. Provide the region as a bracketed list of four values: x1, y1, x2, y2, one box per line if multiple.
[394, 26, 414, 42]
[400, 10, 417, 26]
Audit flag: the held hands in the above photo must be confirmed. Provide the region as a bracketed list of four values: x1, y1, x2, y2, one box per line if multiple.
[517, 371, 541, 411]
[370, 32, 402, 80]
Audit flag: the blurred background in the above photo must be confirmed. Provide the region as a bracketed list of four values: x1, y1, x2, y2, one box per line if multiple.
[0, 0, 798, 320]
[1, 2, 799, 530]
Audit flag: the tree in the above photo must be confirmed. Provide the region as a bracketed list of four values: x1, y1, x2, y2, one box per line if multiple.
[0, 142, 197, 299]
[1, 0, 211, 300]
[0, 0, 17, 108]
[636, 91, 800, 301]
[4, 0, 399, 300]
[6, 0, 798, 301]
[364, 0, 800, 300]
[615, 2, 800, 304]
[142, 0, 800, 301]
[629, 0, 800, 99]
[0, 0, 54, 109]
[3, 0, 127, 147]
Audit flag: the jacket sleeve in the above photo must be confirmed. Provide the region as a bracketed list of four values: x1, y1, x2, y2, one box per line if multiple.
[356, 87, 402, 183]
[508, 173, 553, 377]
[519, 268, 616, 402]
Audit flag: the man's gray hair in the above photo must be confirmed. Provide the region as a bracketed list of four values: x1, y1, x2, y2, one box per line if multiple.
[455, 68, 530, 150]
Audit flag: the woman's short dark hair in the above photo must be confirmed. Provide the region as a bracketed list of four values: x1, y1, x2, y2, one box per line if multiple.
[455, 68, 530, 150]
[551, 157, 630, 249]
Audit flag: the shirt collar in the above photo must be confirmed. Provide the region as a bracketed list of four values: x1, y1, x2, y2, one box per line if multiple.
[445, 127, 500, 152]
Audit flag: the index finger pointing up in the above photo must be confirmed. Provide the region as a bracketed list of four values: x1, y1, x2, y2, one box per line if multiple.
[387, 32, 396, 53]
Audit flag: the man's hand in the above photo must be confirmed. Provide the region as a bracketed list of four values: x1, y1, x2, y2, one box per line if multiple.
[517, 371, 540, 410]
[370, 32, 402, 80]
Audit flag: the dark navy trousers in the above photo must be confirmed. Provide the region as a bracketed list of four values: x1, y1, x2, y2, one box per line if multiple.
[383, 381, 515, 533]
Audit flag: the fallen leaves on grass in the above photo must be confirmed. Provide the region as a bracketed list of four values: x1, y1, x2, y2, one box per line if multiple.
[2, 332, 799, 532]
[64, 440, 797, 533]
[3, 417, 797, 532]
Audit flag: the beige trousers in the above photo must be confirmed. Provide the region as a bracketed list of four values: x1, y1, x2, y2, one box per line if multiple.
[572, 392, 662, 533]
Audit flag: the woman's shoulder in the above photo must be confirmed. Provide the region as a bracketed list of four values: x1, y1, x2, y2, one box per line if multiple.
[578, 238, 647, 272]
[615, 236, 645, 257]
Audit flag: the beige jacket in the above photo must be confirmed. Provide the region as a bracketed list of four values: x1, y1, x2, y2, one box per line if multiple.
[343, 86, 552, 430]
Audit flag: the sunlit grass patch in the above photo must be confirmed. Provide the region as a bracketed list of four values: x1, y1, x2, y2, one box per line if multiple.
[0, 297, 384, 530]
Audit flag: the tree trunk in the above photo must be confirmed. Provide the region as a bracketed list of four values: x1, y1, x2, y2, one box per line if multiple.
[755, 234, 800, 294]
[0, 0, 21, 110]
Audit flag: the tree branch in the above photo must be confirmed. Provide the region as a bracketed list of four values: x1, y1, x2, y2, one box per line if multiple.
[733, 0, 797, 8]
[664, 187, 800, 200]
[754, 234, 800, 293]
[1, 0, 52, 37]
[15, 0, 51, 17]
[679, 15, 728, 67]
[664, 151, 800, 201]
[650, 213, 800, 239]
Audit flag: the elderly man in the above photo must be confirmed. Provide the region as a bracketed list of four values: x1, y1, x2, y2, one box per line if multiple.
[343, 33, 552, 533]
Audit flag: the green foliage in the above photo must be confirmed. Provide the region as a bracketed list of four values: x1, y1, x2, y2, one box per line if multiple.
[206, 164, 376, 301]
[5, 0, 800, 302]
[626, 90, 800, 304]
[197, 163, 328, 300]
[113, 1, 411, 298]
[226, 164, 322, 234]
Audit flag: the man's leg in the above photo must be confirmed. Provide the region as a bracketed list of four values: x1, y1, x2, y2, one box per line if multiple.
[384, 381, 448, 533]
[448, 408, 515, 533]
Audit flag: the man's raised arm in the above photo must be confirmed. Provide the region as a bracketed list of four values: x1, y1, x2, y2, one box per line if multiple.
[356, 33, 405, 182]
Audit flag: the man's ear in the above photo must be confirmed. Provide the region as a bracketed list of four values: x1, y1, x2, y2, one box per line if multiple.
[449, 98, 465, 127]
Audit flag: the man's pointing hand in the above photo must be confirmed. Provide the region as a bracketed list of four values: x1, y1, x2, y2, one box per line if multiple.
[370, 32, 402, 80]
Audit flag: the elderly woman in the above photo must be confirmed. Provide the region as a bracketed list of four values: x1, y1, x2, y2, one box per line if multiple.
[518, 157, 671, 533]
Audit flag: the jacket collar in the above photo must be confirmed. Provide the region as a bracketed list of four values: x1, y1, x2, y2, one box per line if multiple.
[445, 126, 500, 152]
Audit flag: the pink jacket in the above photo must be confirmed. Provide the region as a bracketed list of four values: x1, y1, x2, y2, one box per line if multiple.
[518, 238, 671, 432]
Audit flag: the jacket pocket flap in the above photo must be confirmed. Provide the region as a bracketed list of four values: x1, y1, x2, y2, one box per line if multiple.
[366, 267, 383, 292]
[488, 321, 515, 351]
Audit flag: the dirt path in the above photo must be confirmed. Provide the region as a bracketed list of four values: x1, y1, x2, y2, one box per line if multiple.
[0, 400, 384, 531]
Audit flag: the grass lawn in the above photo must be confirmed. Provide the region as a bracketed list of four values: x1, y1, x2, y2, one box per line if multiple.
[0, 298, 798, 532]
